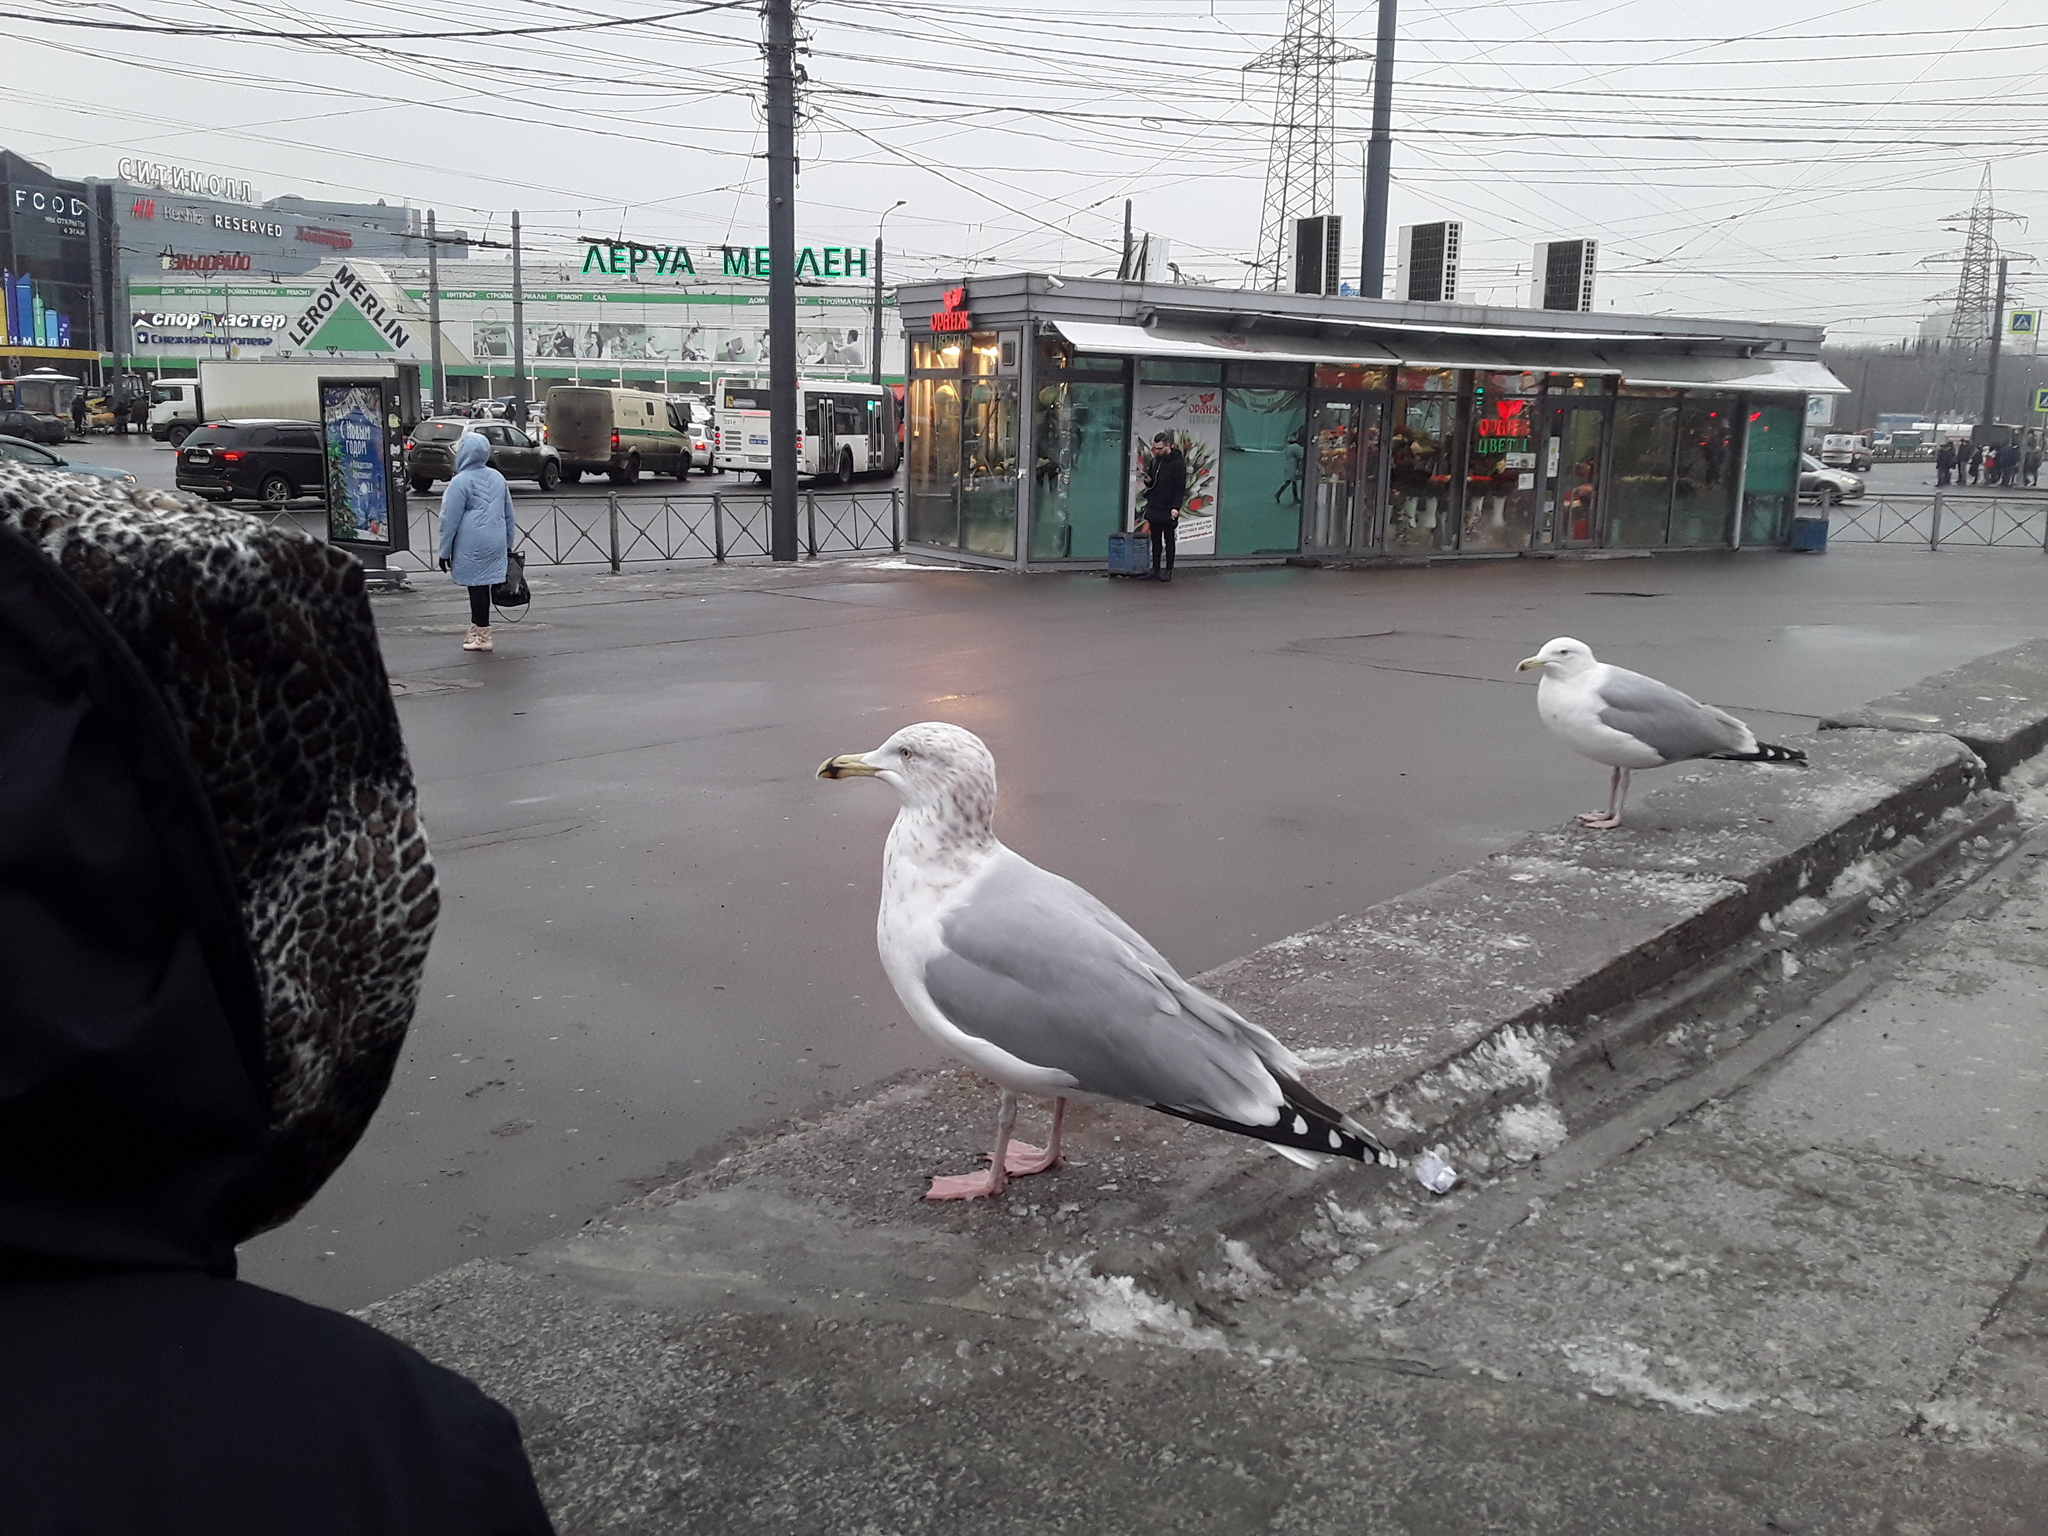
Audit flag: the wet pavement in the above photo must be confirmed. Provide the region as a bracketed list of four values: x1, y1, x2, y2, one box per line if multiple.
[232, 540, 2048, 1309]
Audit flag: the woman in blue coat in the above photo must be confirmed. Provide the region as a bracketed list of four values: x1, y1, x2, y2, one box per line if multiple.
[437, 431, 518, 652]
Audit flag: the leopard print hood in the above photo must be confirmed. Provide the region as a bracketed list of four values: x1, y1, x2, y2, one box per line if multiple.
[0, 464, 436, 1274]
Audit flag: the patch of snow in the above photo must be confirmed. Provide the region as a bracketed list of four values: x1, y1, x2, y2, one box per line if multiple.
[1826, 857, 1889, 901]
[1200, 1238, 1278, 1300]
[1560, 1337, 1756, 1415]
[1770, 895, 1830, 931]
[1496, 1101, 1568, 1162]
[1039, 1256, 1227, 1352]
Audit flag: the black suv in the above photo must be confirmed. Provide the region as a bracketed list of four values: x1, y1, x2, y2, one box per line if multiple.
[176, 420, 325, 505]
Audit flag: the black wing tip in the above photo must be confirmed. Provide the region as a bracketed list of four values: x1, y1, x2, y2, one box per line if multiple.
[1713, 741, 1808, 766]
[1153, 1083, 1390, 1164]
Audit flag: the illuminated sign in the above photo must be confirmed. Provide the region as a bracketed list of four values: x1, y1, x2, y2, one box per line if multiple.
[1474, 398, 1530, 445]
[131, 198, 156, 220]
[118, 158, 257, 205]
[576, 239, 871, 280]
[213, 212, 285, 238]
[930, 285, 972, 333]
[288, 264, 410, 350]
[161, 252, 253, 273]
[297, 225, 354, 251]
[11, 187, 87, 232]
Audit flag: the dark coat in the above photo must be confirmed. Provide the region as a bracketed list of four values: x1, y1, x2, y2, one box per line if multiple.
[1142, 445, 1188, 519]
[0, 474, 554, 1536]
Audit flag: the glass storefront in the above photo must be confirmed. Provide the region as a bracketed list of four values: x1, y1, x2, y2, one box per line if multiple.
[1388, 371, 1460, 554]
[1610, 392, 1681, 547]
[909, 329, 1017, 558]
[1670, 397, 1738, 547]
[1741, 402, 1801, 545]
[904, 295, 1826, 562]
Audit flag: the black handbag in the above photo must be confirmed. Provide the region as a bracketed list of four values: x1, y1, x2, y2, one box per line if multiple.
[492, 549, 529, 611]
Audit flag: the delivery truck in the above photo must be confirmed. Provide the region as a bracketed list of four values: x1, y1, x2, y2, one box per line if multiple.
[150, 359, 421, 445]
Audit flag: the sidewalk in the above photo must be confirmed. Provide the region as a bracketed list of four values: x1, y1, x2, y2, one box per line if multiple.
[360, 649, 2048, 1534]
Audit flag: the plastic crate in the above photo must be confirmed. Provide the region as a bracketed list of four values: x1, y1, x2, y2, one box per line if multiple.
[1107, 530, 1150, 576]
[1789, 517, 1829, 553]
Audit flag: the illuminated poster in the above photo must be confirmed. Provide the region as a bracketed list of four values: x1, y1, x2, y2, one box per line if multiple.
[319, 379, 393, 547]
[1130, 382, 1222, 555]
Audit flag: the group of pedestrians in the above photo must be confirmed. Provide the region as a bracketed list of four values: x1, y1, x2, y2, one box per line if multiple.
[1936, 438, 2042, 488]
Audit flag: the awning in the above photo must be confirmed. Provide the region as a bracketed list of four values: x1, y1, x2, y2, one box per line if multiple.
[1050, 320, 1618, 376]
[1606, 354, 1849, 394]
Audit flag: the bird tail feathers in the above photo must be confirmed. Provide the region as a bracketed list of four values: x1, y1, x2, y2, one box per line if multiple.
[1154, 1075, 1393, 1166]
[1711, 741, 1807, 765]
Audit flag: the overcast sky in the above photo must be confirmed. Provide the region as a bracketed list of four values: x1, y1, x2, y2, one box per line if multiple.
[8, 0, 2044, 339]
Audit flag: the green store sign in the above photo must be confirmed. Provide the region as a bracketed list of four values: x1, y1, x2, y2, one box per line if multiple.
[580, 242, 872, 281]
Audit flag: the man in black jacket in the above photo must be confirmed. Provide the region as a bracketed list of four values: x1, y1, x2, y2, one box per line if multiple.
[1141, 431, 1187, 582]
[0, 466, 555, 1535]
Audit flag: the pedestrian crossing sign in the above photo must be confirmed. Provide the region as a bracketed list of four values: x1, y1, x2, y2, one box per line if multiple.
[2010, 310, 2040, 336]
[2035, 386, 2048, 414]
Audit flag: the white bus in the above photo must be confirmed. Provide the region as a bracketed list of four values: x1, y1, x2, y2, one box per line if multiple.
[714, 377, 901, 484]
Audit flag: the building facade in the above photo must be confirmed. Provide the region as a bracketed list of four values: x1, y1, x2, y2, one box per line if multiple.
[899, 274, 1845, 566]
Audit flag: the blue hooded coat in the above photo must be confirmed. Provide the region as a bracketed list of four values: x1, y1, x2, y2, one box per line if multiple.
[436, 433, 517, 587]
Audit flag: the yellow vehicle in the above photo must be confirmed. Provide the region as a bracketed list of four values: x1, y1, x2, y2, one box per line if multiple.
[543, 386, 692, 484]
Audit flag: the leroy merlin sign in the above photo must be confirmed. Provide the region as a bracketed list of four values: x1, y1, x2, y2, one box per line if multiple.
[579, 240, 871, 281]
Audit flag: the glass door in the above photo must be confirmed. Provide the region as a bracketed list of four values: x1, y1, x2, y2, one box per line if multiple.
[1305, 395, 1362, 556]
[1544, 401, 1609, 548]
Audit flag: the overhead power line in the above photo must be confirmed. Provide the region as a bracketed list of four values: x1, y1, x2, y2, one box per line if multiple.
[0, 0, 750, 42]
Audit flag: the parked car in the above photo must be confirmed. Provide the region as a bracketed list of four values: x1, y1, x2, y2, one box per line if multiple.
[0, 434, 139, 485]
[1799, 453, 1865, 506]
[404, 418, 560, 492]
[175, 419, 325, 505]
[0, 407, 68, 446]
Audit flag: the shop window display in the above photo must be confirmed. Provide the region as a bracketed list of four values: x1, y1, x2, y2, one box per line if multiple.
[1461, 379, 1539, 552]
[1669, 397, 1738, 546]
[960, 375, 1019, 558]
[1314, 364, 1391, 392]
[1741, 402, 1801, 546]
[1217, 387, 1308, 555]
[1030, 380, 1127, 560]
[1609, 394, 1679, 546]
[907, 376, 962, 547]
[1388, 393, 1458, 553]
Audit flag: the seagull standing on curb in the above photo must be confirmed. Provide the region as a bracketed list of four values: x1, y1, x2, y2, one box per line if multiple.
[819, 722, 1390, 1201]
[1517, 637, 1808, 829]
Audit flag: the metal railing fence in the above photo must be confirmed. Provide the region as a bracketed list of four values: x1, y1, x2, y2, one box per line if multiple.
[389, 487, 902, 571]
[1823, 492, 2048, 551]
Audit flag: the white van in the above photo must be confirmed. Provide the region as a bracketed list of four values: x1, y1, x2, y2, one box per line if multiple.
[543, 385, 693, 484]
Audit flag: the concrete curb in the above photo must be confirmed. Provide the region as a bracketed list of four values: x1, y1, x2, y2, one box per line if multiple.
[1820, 637, 2048, 784]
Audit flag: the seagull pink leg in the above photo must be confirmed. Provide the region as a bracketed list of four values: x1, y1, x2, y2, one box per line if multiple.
[925, 1089, 1016, 1200]
[1002, 1096, 1066, 1176]
[1579, 766, 1625, 830]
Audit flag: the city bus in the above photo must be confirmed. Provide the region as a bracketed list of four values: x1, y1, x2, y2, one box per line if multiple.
[713, 377, 900, 484]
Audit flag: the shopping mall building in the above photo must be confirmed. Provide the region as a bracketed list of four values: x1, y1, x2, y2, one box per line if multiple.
[3, 145, 899, 399]
[896, 273, 1847, 565]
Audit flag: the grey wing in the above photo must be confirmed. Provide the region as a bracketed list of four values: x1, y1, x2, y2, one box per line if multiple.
[922, 851, 1291, 1126]
[1594, 666, 1752, 762]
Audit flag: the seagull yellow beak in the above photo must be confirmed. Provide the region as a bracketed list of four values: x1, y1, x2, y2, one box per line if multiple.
[818, 753, 881, 780]
[1516, 655, 1544, 672]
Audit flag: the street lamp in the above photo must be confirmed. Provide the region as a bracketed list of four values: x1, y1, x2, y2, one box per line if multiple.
[871, 200, 907, 386]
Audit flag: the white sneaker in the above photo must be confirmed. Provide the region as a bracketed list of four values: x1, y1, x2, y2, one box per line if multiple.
[463, 624, 494, 652]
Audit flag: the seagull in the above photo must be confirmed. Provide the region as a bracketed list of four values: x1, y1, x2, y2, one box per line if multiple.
[819, 722, 1389, 1201]
[1517, 637, 1807, 829]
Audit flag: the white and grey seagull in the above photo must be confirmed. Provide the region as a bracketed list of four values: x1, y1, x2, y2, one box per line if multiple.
[819, 722, 1389, 1201]
[1517, 637, 1807, 829]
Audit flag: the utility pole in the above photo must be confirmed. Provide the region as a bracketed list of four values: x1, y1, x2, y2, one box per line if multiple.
[426, 209, 445, 413]
[512, 210, 527, 423]
[1360, 0, 1397, 298]
[765, 0, 800, 561]
[1982, 255, 2008, 430]
[1122, 199, 1133, 278]
[872, 199, 905, 386]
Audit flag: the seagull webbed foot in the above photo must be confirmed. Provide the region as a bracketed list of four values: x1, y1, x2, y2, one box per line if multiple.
[998, 1139, 1062, 1176]
[925, 1168, 1007, 1201]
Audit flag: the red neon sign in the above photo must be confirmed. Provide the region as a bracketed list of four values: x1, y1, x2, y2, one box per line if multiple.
[931, 284, 972, 333]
